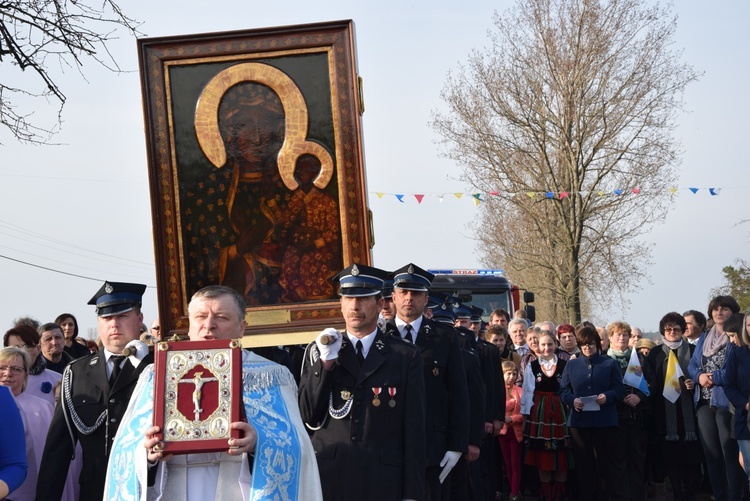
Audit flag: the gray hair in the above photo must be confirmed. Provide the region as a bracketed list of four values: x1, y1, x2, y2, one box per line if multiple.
[508, 318, 528, 331]
[189, 285, 246, 321]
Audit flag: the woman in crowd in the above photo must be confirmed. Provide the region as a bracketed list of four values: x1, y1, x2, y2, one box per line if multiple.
[635, 338, 656, 358]
[499, 360, 524, 501]
[54, 313, 89, 359]
[3, 325, 60, 406]
[516, 326, 541, 387]
[487, 324, 521, 367]
[0, 346, 54, 501]
[606, 321, 651, 500]
[644, 312, 702, 501]
[521, 331, 571, 501]
[714, 312, 750, 491]
[559, 325, 623, 500]
[688, 295, 745, 500]
[0, 385, 26, 499]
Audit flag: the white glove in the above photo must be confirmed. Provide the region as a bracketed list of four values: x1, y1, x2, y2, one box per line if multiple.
[123, 340, 149, 367]
[439, 450, 462, 483]
[315, 328, 342, 361]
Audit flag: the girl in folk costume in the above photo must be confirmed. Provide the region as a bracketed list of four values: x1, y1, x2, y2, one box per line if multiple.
[521, 332, 571, 501]
[499, 361, 524, 501]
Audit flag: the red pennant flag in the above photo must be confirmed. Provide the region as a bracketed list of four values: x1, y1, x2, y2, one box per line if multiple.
[490, 190, 499, 196]
[632, 188, 640, 195]
[414, 194, 425, 204]
[559, 192, 569, 199]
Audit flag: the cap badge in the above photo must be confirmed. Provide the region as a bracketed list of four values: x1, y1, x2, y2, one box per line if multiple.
[104, 283, 114, 294]
[351, 264, 360, 276]
[407, 264, 415, 274]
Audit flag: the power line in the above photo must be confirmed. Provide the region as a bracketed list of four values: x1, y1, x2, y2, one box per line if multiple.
[0, 253, 156, 288]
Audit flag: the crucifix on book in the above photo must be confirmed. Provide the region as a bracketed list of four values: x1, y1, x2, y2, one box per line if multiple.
[179, 371, 218, 422]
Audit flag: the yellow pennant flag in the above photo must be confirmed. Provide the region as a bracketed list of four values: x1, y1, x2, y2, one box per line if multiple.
[663, 350, 684, 404]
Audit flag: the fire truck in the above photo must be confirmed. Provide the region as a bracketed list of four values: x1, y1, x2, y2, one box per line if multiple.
[428, 269, 535, 322]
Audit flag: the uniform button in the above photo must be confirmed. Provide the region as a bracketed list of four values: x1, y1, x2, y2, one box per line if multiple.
[110, 398, 116, 403]
[314, 372, 319, 376]
[351, 435, 357, 441]
[354, 419, 360, 424]
[111, 418, 117, 423]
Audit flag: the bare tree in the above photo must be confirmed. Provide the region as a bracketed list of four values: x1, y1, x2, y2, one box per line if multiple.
[0, 0, 140, 143]
[432, 0, 698, 323]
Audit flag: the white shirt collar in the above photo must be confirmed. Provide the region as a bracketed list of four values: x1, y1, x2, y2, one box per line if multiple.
[347, 329, 378, 358]
[395, 315, 423, 343]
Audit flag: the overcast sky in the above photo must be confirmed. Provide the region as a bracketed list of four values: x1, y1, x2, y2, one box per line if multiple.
[1, 0, 748, 337]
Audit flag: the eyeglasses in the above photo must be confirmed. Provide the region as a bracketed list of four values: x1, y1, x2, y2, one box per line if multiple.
[664, 327, 682, 333]
[0, 365, 26, 375]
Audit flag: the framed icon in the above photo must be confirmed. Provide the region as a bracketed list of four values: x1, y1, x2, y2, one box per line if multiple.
[139, 20, 372, 342]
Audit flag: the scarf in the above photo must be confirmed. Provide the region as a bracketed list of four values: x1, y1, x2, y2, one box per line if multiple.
[702, 325, 729, 358]
[607, 347, 631, 369]
[28, 354, 47, 376]
[662, 343, 697, 442]
[661, 337, 683, 350]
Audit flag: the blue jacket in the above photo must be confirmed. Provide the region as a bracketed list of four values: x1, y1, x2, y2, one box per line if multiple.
[719, 345, 750, 440]
[559, 353, 624, 428]
[688, 334, 736, 410]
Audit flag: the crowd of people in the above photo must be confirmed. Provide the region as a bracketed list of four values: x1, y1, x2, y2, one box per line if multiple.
[1, 266, 749, 501]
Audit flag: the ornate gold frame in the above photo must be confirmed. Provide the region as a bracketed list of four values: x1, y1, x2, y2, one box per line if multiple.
[138, 21, 371, 343]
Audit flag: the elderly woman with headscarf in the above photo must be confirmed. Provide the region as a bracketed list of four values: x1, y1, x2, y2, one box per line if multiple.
[3, 325, 61, 406]
[0, 346, 54, 501]
[688, 295, 745, 501]
[643, 312, 702, 501]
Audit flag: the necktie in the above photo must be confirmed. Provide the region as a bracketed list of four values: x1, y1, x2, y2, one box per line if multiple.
[109, 355, 126, 387]
[356, 340, 365, 366]
[404, 324, 414, 344]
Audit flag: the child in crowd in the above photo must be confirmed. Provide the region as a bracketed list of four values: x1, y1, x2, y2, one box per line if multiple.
[499, 361, 523, 501]
[521, 332, 571, 501]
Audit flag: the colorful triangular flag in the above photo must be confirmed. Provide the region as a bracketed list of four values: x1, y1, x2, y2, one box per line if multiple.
[395, 194, 405, 203]
[414, 194, 424, 204]
[689, 187, 699, 194]
[709, 188, 721, 196]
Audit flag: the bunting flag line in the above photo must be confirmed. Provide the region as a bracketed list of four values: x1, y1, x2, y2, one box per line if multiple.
[663, 350, 684, 404]
[369, 185, 738, 204]
[623, 349, 650, 396]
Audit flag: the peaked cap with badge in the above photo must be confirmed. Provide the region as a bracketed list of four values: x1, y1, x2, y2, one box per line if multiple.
[88, 281, 147, 317]
[333, 263, 388, 297]
[392, 263, 434, 292]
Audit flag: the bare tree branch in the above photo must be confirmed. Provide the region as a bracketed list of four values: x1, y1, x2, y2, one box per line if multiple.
[0, 0, 142, 144]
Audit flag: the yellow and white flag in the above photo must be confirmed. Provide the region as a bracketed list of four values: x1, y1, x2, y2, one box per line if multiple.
[663, 350, 684, 404]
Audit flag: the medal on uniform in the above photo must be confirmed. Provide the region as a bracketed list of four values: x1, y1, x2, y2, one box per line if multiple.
[433, 363, 440, 377]
[340, 390, 351, 401]
[388, 387, 397, 408]
[372, 387, 382, 407]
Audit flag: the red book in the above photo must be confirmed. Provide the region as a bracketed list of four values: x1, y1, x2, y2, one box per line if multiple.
[152, 338, 243, 454]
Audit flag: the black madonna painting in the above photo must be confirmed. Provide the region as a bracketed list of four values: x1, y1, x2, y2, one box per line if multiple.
[139, 21, 372, 336]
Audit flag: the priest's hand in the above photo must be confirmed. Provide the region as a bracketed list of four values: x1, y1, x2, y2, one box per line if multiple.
[227, 421, 257, 456]
[144, 425, 172, 463]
